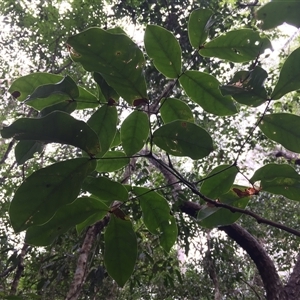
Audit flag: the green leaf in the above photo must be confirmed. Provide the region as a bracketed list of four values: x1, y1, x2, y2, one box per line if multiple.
[198, 186, 250, 228]
[153, 120, 213, 159]
[9, 158, 96, 233]
[179, 71, 237, 116]
[76, 210, 108, 234]
[200, 29, 272, 63]
[1, 111, 100, 156]
[133, 187, 177, 252]
[9, 73, 97, 110]
[121, 111, 149, 156]
[256, 0, 300, 30]
[15, 141, 44, 165]
[111, 130, 121, 147]
[144, 25, 182, 78]
[272, 48, 300, 100]
[40, 100, 77, 116]
[96, 151, 129, 172]
[160, 98, 194, 123]
[67, 28, 147, 105]
[94, 72, 119, 103]
[104, 215, 137, 287]
[220, 66, 268, 107]
[87, 105, 118, 157]
[75, 87, 99, 109]
[25, 197, 108, 246]
[25, 75, 79, 109]
[259, 113, 300, 153]
[9, 73, 64, 102]
[251, 164, 300, 201]
[200, 165, 238, 199]
[188, 8, 213, 49]
[82, 176, 128, 204]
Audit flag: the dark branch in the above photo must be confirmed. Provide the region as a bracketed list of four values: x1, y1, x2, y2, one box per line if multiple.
[219, 224, 283, 300]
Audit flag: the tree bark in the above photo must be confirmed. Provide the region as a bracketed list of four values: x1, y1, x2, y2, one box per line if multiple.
[220, 224, 284, 300]
[65, 216, 109, 300]
[282, 252, 300, 299]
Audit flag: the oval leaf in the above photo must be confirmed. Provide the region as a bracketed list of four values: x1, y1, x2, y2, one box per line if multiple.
[272, 48, 300, 100]
[188, 8, 213, 49]
[259, 113, 300, 153]
[87, 105, 118, 157]
[9, 73, 64, 102]
[67, 28, 147, 105]
[82, 176, 128, 204]
[220, 66, 268, 107]
[1, 111, 100, 156]
[121, 111, 149, 156]
[25, 75, 79, 109]
[160, 98, 194, 123]
[256, 1, 300, 30]
[134, 187, 177, 252]
[198, 186, 250, 228]
[200, 165, 239, 199]
[153, 120, 213, 159]
[96, 151, 129, 172]
[179, 71, 237, 115]
[9, 158, 96, 233]
[104, 215, 137, 287]
[251, 164, 300, 201]
[200, 29, 272, 63]
[25, 197, 108, 246]
[144, 25, 182, 78]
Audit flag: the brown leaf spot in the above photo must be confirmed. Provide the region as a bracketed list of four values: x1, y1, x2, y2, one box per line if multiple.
[11, 91, 21, 98]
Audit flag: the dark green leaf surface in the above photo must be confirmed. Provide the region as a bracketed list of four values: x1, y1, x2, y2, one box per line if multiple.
[272, 48, 300, 100]
[82, 176, 128, 204]
[94, 72, 119, 103]
[9, 73, 64, 102]
[251, 164, 300, 201]
[256, 1, 300, 30]
[179, 71, 237, 115]
[67, 28, 147, 105]
[25, 75, 79, 109]
[259, 113, 300, 153]
[1, 111, 100, 156]
[121, 111, 149, 156]
[144, 25, 182, 78]
[153, 120, 213, 159]
[15, 141, 44, 165]
[104, 215, 137, 287]
[25, 197, 108, 246]
[9, 158, 96, 232]
[87, 105, 118, 157]
[200, 165, 238, 199]
[134, 187, 177, 252]
[160, 98, 194, 123]
[75, 87, 99, 109]
[221, 66, 268, 107]
[96, 151, 130, 172]
[198, 186, 250, 228]
[200, 29, 272, 62]
[76, 210, 108, 234]
[188, 8, 213, 48]
[9, 73, 98, 110]
[40, 100, 77, 116]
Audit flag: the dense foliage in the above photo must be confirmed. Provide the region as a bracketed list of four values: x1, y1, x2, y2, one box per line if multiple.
[1, 1, 300, 299]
